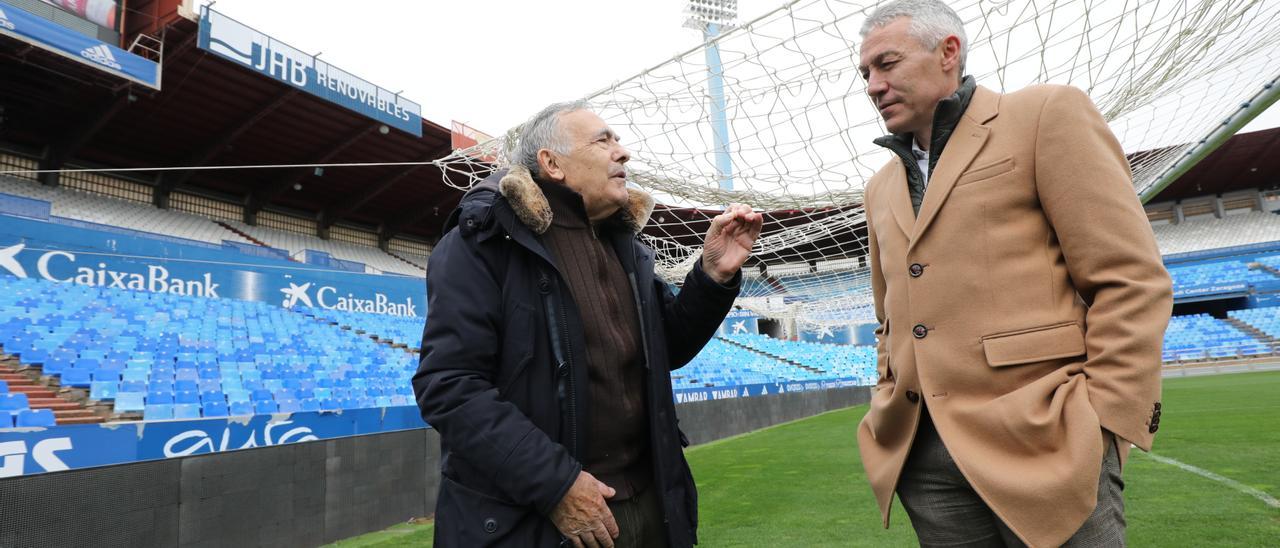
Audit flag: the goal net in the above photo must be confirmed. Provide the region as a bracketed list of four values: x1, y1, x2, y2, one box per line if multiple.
[436, 0, 1280, 330]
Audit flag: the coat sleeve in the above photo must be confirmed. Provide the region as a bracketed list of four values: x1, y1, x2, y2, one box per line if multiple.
[659, 259, 742, 370]
[412, 231, 580, 515]
[1033, 85, 1173, 451]
[865, 183, 893, 390]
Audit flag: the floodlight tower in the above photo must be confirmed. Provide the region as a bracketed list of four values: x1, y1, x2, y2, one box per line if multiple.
[685, 0, 737, 191]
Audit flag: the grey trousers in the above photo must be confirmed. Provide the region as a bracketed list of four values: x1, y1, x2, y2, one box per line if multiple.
[606, 483, 668, 548]
[896, 411, 1126, 547]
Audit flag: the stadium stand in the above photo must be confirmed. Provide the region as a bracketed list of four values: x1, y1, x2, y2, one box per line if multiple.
[1151, 211, 1280, 255]
[1161, 313, 1271, 362]
[226, 220, 424, 277]
[1165, 259, 1277, 289]
[0, 274, 417, 423]
[0, 176, 256, 247]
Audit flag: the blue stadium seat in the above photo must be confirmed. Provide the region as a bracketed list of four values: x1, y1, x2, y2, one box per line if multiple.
[144, 404, 174, 420]
[253, 400, 278, 414]
[0, 393, 29, 413]
[319, 398, 340, 411]
[146, 392, 175, 405]
[250, 389, 274, 402]
[299, 398, 320, 412]
[90, 380, 119, 400]
[174, 391, 200, 404]
[202, 401, 229, 418]
[0, 380, 7, 394]
[114, 392, 145, 413]
[172, 403, 202, 420]
[61, 368, 93, 388]
[41, 358, 70, 376]
[277, 399, 301, 413]
[228, 400, 254, 417]
[0, 410, 12, 428]
[15, 409, 55, 427]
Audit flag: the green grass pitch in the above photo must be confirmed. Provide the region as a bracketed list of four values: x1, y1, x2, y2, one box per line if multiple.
[330, 370, 1280, 547]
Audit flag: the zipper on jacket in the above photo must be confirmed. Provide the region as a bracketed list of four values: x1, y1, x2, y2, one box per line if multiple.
[541, 274, 580, 460]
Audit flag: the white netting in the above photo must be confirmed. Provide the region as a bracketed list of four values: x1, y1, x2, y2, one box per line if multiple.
[435, 0, 1280, 329]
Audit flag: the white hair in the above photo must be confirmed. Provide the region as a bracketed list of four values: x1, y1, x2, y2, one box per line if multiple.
[860, 0, 968, 76]
[512, 100, 588, 178]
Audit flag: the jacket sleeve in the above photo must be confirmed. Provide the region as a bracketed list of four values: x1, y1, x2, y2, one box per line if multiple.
[1033, 85, 1173, 451]
[659, 259, 742, 370]
[865, 183, 893, 390]
[412, 230, 580, 515]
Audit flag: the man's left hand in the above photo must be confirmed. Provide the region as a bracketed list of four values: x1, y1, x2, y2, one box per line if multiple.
[702, 203, 763, 285]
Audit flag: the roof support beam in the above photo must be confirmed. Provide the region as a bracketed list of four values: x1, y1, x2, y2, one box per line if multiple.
[155, 88, 297, 208]
[245, 121, 380, 216]
[38, 92, 131, 187]
[318, 151, 446, 229]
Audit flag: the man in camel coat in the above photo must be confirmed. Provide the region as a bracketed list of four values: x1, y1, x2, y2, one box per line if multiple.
[854, 1, 1173, 546]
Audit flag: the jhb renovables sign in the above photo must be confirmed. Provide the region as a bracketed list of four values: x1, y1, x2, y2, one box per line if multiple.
[0, 1, 159, 88]
[196, 5, 422, 137]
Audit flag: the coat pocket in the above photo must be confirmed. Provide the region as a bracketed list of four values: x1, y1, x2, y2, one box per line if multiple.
[981, 321, 1085, 367]
[435, 475, 534, 547]
[955, 156, 1015, 187]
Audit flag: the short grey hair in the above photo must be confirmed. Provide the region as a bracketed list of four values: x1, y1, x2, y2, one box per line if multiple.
[512, 100, 588, 177]
[860, 0, 968, 77]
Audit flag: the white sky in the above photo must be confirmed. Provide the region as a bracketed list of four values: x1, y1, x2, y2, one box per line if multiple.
[195, 0, 1278, 138]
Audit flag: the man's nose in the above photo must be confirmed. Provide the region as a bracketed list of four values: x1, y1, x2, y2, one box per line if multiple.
[866, 72, 888, 98]
[614, 144, 630, 164]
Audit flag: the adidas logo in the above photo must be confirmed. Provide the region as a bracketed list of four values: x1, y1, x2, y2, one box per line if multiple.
[0, 8, 15, 31]
[80, 44, 122, 70]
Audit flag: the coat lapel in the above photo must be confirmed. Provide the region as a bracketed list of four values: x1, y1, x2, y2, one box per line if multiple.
[886, 159, 916, 239]
[908, 87, 1000, 252]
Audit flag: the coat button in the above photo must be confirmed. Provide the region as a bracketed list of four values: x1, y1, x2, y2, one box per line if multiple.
[909, 263, 924, 277]
[1148, 422, 1159, 434]
[538, 277, 551, 294]
[905, 390, 920, 404]
[556, 362, 570, 377]
[912, 324, 928, 339]
[483, 518, 498, 533]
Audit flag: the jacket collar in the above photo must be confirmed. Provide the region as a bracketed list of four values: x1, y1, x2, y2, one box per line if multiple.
[873, 75, 978, 167]
[498, 165, 655, 236]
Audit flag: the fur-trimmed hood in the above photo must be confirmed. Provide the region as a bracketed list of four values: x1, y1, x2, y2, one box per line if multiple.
[497, 165, 655, 235]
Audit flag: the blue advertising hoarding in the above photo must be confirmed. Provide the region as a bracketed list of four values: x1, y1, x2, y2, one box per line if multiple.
[0, 214, 425, 317]
[0, 377, 866, 478]
[196, 5, 423, 137]
[0, 406, 426, 478]
[672, 377, 860, 404]
[0, 1, 160, 88]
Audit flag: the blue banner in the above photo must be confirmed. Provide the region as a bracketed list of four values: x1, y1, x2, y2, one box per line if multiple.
[718, 309, 760, 336]
[672, 377, 861, 404]
[0, 1, 160, 88]
[0, 406, 426, 478]
[0, 214, 425, 317]
[799, 323, 854, 345]
[197, 6, 422, 137]
[1172, 282, 1249, 300]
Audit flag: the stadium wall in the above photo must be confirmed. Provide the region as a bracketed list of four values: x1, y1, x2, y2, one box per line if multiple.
[0, 387, 868, 546]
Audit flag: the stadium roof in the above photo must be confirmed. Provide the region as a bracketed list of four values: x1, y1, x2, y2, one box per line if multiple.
[0, 0, 470, 244]
[1144, 126, 1280, 204]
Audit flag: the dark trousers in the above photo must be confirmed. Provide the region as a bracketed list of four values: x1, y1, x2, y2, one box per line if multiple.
[896, 411, 1126, 547]
[606, 484, 668, 548]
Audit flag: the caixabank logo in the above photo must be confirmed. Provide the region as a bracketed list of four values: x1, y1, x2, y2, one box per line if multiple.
[280, 280, 418, 317]
[0, 8, 16, 31]
[0, 244, 220, 297]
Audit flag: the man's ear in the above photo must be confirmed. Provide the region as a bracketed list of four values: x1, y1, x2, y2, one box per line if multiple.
[537, 149, 565, 182]
[939, 34, 962, 73]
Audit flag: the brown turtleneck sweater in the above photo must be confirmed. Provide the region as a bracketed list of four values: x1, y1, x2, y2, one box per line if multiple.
[538, 180, 651, 501]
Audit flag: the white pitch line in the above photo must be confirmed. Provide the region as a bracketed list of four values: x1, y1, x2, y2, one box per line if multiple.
[1139, 451, 1280, 509]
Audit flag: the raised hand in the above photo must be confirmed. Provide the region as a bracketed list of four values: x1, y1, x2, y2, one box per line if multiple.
[702, 203, 764, 284]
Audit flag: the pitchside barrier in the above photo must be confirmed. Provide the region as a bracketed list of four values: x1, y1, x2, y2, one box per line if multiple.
[0, 385, 870, 546]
